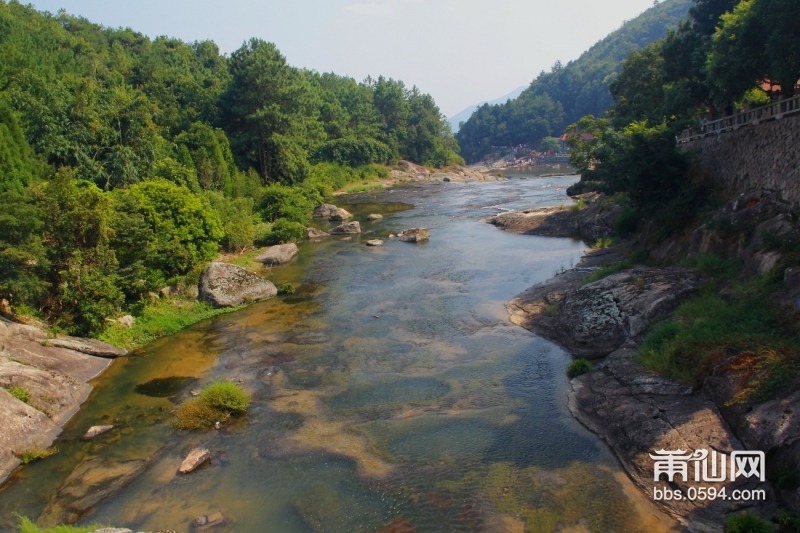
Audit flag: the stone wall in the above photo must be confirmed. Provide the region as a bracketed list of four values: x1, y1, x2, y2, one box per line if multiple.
[681, 113, 800, 205]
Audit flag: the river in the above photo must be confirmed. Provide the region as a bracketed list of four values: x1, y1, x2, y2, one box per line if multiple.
[0, 176, 677, 533]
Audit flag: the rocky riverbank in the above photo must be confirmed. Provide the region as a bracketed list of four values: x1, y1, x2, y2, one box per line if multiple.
[387, 160, 505, 184]
[0, 317, 126, 484]
[500, 188, 800, 530]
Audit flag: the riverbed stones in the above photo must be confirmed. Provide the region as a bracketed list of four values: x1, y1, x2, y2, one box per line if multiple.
[90, 528, 132, 533]
[397, 228, 429, 242]
[45, 337, 127, 358]
[329, 207, 352, 221]
[366, 239, 383, 246]
[83, 425, 114, 440]
[366, 213, 383, 221]
[179, 448, 212, 474]
[329, 221, 361, 235]
[198, 262, 277, 308]
[255, 243, 298, 265]
[307, 227, 329, 239]
[194, 511, 225, 530]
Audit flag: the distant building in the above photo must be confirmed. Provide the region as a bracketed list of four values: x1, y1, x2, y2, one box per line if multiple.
[558, 132, 593, 152]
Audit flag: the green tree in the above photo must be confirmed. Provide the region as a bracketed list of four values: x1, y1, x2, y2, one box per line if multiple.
[222, 39, 323, 184]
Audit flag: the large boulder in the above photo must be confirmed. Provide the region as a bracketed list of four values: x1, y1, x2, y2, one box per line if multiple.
[313, 204, 351, 221]
[398, 228, 430, 242]
[255, 243, 298, 265]
[398, 160, 430, 176]
[198, 263, 277, 308]
[486, 206, 578, 237]
[329, 221, 361, 235]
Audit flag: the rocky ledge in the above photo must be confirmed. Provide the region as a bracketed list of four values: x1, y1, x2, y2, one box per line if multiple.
[505, 251, 779, 530]
[389, 161, 504, 184]
[0, 316, 125, 484]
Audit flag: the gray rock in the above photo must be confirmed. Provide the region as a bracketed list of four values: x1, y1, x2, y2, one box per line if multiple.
[45, 337, 127, 358]
[83, 425, 114, 440]
[398, 228, 430, 242]
[487, 206, 578, 237]
[313, 204, 339, 219]
[366, 239, 383, 246]
[179, 448, 212, 474]
[198, 262, 277, 308]
[366, 213, 383, 221]
[90, 528, 132, 533]
[255, 243, 298, 265]
[329, 207, 352, 221]
[329, 221, 361, 235]
[398, 160, 430, 175]
[577, 202, 621, 242]
[307, 227, 329, 239]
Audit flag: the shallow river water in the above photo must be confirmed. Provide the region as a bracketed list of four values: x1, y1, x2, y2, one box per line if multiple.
[0, 176, 678, 533]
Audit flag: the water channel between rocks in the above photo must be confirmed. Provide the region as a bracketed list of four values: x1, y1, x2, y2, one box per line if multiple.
[0, 175, 679, 533]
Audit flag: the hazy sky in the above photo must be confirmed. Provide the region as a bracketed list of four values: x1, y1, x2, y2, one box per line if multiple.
[29, 0, 658, 116]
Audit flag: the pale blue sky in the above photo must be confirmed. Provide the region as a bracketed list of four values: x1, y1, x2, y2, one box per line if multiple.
[29, 0, 659, 116]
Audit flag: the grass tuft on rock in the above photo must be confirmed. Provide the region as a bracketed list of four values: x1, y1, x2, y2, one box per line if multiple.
[7, 386, 31, 403]
[174, 382, 250, 430]
[723, 511, 773, 533]
[567, 359, 592, 379]
[581, 263, 630, 285]
[17, 516, 101, 533]
[14, 446, 57, 464]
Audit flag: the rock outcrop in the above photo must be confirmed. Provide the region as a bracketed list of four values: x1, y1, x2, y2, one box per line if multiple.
[507, 264, 702, 358]
[255, 243, 298, 265]
[45, 337, 127, 358]
[0, 317, 117, 485]
[486, 206, 578, 237]
[329, 221, 361, 235]
[398, 228, 430, 242]
[388, 164, 503, 184]
[198, 262, 277, 308]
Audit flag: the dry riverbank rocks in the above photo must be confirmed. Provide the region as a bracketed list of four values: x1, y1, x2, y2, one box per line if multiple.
[329, 221, 361, 235]
[256, 243, 298, 265]
[198, 262, 277, 308]
[179, 448, 212, 474]
[313, 203, 351, 221]
[398, 228, 430, 242]
[0, 316, 121, 485]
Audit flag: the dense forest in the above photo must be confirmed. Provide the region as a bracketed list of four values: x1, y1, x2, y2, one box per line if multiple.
[566, 0, 799, 235]
[455, 0, 693, 162]
[0, 1, 462, 336]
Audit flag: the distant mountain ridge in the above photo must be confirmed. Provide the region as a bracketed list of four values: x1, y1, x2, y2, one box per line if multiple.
[456, 0, 693, 162]
[448, 86, 526, 133]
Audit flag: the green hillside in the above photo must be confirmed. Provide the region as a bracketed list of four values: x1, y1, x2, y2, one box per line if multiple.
[456, 0, 693, 162]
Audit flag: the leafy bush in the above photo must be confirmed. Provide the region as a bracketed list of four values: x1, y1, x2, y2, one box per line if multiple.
[7, 386, 30, 403]
[614, 206, 639, 236]
[260, 218, 305, 245]
[201, 382, 250, 413]
[724, 512, 773, 533]
[567, 359, 592, 378]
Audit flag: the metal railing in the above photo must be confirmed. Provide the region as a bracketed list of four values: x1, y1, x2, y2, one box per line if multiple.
[678, 93, 800, 142]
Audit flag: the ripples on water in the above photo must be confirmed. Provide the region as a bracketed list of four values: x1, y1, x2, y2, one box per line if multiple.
[0, 176, 678, 533]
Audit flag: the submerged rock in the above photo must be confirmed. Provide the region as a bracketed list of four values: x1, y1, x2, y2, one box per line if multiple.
[366, 239, 383, 246]
[255, 243, 298, 265]
[398, 228, 430, 242]
[179, 448, 212, 474]
[82, 425, 113, 440]
[366, 213, 383, 221]
[198, 262, 277, 308]
[329, 221, 361, 235]
[90, 529, 132, 533]
[194, 511, 225, 530]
